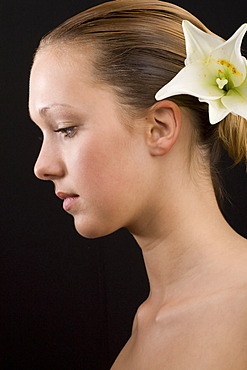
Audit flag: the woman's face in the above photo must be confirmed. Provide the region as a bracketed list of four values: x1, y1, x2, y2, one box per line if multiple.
[29, 47, 153, 238]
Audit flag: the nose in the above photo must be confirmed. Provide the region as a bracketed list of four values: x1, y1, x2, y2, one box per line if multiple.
[34, 140, 65, 181]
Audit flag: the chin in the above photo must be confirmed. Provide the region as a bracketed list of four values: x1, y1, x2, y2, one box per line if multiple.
[74, 217, 118, 239]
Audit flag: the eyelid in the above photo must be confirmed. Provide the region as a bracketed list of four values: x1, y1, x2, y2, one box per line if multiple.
[54, 126, 77, 138]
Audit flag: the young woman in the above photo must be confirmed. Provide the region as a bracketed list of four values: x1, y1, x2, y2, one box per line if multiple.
[29, 0, 247, 368]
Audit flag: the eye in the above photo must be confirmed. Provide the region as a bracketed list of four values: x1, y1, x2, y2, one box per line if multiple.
[54, 126, 77, 138]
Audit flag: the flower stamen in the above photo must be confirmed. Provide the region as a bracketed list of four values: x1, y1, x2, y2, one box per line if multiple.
[217, 59, 242, 76]
[216, 78, 228, 90]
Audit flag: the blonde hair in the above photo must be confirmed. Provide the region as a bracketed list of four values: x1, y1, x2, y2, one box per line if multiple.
[36, 0, 247, 200]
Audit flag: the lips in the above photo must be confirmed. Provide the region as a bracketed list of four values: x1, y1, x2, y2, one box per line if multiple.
[56, 192, 79, 212]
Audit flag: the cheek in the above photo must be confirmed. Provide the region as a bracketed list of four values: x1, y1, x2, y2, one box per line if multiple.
[66, 134, 152, 237]
[71, 138, 133, 197]
[69, 141, 135, 236]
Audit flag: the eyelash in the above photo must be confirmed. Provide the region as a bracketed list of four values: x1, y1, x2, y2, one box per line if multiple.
[54, 126, 77, 138]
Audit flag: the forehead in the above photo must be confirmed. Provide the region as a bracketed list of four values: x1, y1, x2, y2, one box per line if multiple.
[28, 45, 128, 125]
[29, 47, 99, 109]
[30, 45, 96, 89]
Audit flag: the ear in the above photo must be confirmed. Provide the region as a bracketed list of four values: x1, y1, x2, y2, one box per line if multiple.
[146, 100, 182, 156]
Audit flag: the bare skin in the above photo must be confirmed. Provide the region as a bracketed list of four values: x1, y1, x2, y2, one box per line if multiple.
[112, 237, 247, 369]
[111, 104, 247, 368]
[111, 186, 247, 368]
[29, 47, 247, 369]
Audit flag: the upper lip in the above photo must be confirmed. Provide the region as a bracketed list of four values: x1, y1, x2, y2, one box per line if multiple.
[56, 192, 79, 200]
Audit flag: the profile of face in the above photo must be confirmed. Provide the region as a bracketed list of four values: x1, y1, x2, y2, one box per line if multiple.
[29, 47, 158, 238]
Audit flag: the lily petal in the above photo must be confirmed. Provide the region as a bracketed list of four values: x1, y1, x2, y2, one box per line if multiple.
[155, 62, 224, 101]
[155, 21, 247, 125]
[221, 81, 247, 120]
[182, 20, 222, 65]
[199, 98, 230, 124]
[211, 24, 247, 87]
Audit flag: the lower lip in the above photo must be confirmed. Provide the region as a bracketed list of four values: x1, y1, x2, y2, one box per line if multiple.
[63, 196, 79, 212]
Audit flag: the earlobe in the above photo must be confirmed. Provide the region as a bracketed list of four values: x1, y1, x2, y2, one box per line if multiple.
[147, 100, 182, 156]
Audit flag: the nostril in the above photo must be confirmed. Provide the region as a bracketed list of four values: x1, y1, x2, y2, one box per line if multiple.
[34, 156, 65, 181]
[33, 141, 65, 180]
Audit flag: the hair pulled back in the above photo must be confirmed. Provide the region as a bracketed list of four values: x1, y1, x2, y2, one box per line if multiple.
[36, 0, 247, 201]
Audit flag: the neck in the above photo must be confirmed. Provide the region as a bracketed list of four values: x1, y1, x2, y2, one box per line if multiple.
[131, 178, 238, 306]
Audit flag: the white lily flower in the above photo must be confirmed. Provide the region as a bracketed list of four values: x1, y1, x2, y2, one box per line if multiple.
[155, 20, 247, 124]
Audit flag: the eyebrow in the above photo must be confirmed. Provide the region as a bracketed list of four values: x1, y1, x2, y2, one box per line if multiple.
[39, 103, 73, 116]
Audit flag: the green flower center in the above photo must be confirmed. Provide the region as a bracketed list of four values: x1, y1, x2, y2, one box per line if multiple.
[216, 59, 243, 91]
[217, 59, 241, 76]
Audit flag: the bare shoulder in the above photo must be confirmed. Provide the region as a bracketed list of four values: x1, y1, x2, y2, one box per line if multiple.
[111, 237, 247, 370]
[111, 289, 247, 370]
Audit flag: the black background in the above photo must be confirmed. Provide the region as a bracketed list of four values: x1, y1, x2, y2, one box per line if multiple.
[1, 1, 247, 369]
